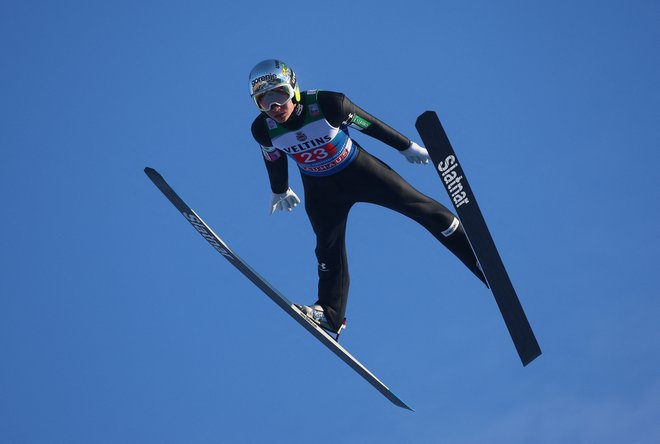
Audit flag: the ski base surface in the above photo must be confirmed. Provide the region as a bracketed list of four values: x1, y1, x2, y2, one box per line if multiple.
[144, 167, 412, 410]
[415, 111, 541, 366]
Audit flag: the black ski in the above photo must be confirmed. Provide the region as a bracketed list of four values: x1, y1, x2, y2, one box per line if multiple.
[415, 111, 541, 366]
[144, 167, 412, 410]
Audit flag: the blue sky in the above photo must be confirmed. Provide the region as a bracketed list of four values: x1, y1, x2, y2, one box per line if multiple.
[2, 0, 659, 442]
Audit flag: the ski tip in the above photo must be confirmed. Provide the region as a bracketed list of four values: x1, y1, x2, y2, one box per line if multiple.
[144, 167, 164, 183]
[415, 110, 438, 123]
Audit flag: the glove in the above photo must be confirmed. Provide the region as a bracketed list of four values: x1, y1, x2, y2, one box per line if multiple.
[400, 141, 430, 164]
[269, 188, 301, 215]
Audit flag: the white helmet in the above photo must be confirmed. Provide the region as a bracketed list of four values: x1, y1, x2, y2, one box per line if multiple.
[249, 59, 301, 111]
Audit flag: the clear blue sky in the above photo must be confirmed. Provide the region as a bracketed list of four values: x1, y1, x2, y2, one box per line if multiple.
[2, 1, 659, 443]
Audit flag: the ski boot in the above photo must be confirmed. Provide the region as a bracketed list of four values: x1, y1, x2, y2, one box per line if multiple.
[295, 304, 346, 341]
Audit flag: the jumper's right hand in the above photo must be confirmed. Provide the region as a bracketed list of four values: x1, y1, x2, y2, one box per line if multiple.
[270, 188, 301, 215]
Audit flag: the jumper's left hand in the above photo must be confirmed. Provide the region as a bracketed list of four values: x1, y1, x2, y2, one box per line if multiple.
[400, 142, 430, 165]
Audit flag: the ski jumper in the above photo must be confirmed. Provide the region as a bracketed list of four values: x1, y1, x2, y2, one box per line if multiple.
[251, 90, 485, 330]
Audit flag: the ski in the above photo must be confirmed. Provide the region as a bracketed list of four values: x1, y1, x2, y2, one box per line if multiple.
[415, 111, 541, 366]
[144, 167, 412, 410]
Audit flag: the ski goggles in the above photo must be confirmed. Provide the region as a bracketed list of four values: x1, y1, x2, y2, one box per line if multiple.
[252, 85, 295, 111]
